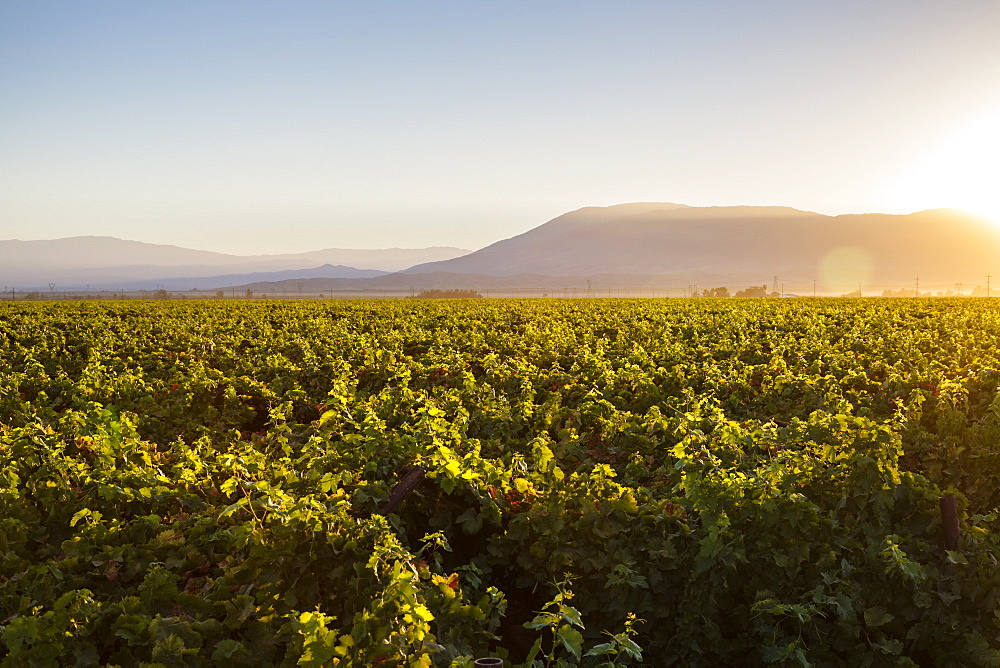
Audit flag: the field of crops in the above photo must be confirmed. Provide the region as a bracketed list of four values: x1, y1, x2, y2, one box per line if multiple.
[2, 298, 1000, 666]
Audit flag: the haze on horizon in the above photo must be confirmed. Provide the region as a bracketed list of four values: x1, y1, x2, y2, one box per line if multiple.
[3, 1, 1000, 256]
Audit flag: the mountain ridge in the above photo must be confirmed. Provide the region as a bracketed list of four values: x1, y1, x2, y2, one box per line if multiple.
[0, 236, 470, 289]
[5, 204, 998, 293]
[401, 204, 1000, 287]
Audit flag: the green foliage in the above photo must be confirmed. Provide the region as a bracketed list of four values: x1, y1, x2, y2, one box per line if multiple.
[2, 298, 1000, 664]
[701, 287, 731, 298]
[413, 289, 484, 299]
[734, 284, 781, 298]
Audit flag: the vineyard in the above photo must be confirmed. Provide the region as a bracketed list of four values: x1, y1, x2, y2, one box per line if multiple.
[2, 298, 1000, 666]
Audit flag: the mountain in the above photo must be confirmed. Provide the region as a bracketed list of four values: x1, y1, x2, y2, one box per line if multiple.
[402, 203, 692, 276]
[7, 205, 998, 294]
[111, 264, 388, 292]
[255, 247, 476, 272]
[401, 204, 1000, 288]
[231, 271, 709, 295]
[0, 236, 469, 289]
[2, 237, 250, 272]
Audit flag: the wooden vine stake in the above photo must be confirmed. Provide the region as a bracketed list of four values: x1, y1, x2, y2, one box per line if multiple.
[940, 495, 960, 551]
[375, 466, 428, 516]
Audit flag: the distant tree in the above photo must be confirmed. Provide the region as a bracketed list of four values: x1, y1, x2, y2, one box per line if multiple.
[703, 287, 730, 298]
[215, 290, 225, 299]
[412, 289, 484, 299]
[735, 285, 770, 298]
[246, 289, 253, 298]
[153, 289, 170, 300]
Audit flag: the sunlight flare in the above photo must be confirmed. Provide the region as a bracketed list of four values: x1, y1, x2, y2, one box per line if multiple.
[892, 110, 1000, 225]
[819, 246, 874, 294]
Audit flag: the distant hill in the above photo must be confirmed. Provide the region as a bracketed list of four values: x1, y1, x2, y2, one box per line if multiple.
[2, 236, 249, 271]
[401, 204, 1000, 288]
[0, 236, 469, 289]
[7, 205, 999, 294]
[255, 247, 475, 272]
[230, 271, 704, 294]
[112, 264, 388, 292]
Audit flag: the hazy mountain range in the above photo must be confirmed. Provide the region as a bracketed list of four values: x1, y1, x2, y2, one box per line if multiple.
[3, 203, 999, 293]
[403, 203, 1000, 287]
[0, 238, 469, 290]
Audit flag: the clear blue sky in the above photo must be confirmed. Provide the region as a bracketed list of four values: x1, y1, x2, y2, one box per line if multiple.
[3, 1, 1000, 254]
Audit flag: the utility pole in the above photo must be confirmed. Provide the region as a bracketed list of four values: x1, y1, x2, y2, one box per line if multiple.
[915, 276, 919, 297]
[988, 274, 992, 298]
[813, 279, 816, 298]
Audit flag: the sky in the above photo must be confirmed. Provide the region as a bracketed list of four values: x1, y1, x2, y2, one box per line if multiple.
[3, 0, 1000, 255]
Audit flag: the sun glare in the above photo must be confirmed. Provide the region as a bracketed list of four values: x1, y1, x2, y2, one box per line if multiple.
[892, 110, 1000, 225]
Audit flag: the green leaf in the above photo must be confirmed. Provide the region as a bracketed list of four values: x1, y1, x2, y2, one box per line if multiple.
[864, 607, 894, 628]
[152, 634, 195, 663]
[220, 477, 239, 496]
[456, 507, 483, 533]
[223, 595, 257, 628]
[945, 550, 968, 565]
[557, 604, 584, 628]
[70, 507, 91, 527]
[556, 624, 584, 660]
[219, 497, 249, 517]
[523, 636, 544, 664]
[2, 617, 39, 653]
[620, 637, 643, 659]
[212, 639, 244, 660]
[872, 638, 904, 655]
[584, 642, 616, 657]
[532, 442, 554, 472]
[524, 612, 560, 630]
